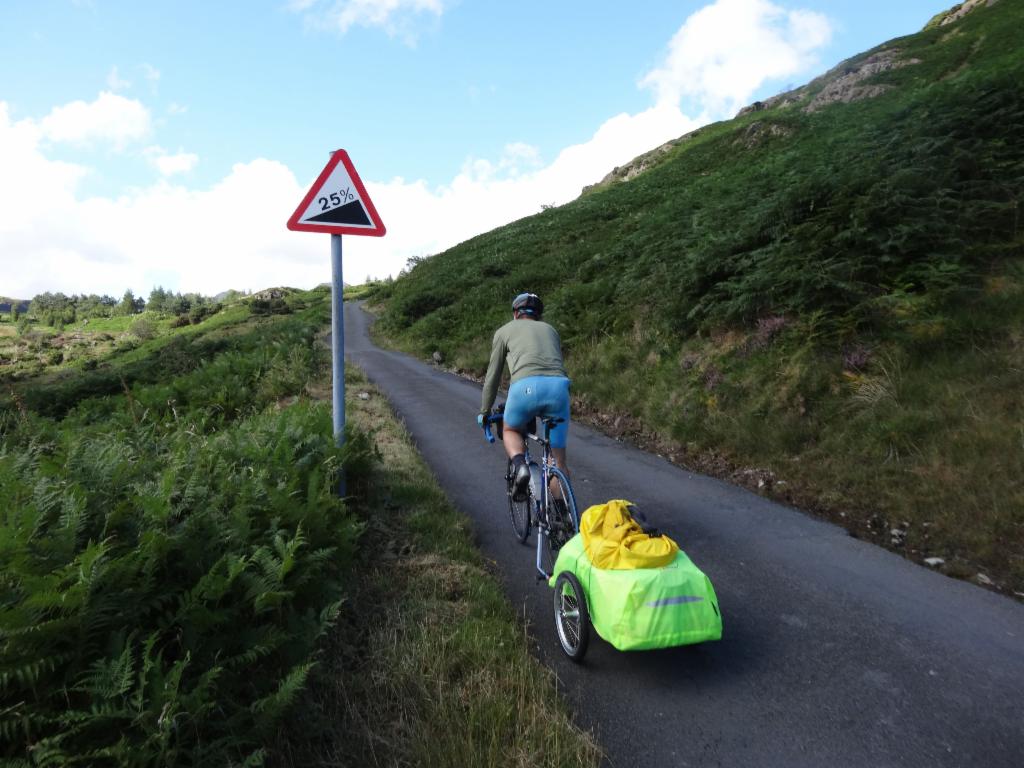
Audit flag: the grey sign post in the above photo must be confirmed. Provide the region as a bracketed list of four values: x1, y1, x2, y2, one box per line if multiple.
[330, 232, 346, 491]
[286, 149, 387, 496]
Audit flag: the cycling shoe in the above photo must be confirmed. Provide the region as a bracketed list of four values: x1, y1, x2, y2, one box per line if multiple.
[511, 460, 531, 501]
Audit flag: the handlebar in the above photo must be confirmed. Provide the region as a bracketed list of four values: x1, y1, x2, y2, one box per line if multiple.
[482, 413, 503, 444]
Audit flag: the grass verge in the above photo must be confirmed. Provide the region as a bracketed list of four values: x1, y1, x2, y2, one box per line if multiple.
[276, 365, 602, 768]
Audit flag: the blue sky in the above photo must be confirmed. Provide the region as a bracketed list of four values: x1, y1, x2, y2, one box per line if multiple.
[1, 0, 949, 298]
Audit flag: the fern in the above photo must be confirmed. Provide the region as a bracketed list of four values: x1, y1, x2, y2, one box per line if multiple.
[249, 663, 314, 726]
[0, 654, 71, 692]
[74, 639, 135, 700]
[1, 299, 368, 765]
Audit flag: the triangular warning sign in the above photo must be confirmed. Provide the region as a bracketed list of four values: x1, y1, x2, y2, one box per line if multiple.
[287, 150, 386, 236]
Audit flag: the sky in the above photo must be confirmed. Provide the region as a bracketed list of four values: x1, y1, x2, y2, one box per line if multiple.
[0, 0, 950, 299]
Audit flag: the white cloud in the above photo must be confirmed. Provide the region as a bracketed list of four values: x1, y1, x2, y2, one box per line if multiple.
[0, 103, 320, 297]
[293, 0, 446, 41]
[344, 102, 700, 280]
[167, 102, 188, 115]
[639, 0, 831, 117]
[39, 91, 151, 148]
[156, 152, 198, 176]
[106, 66, 131, 91]
[0, 103, 89, 237]
[145, 147, 199, 176]
[0, 0, 834, 297]
[141, 63, 161, 83]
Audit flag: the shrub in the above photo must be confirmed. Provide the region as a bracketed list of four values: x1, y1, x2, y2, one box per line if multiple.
[130, 317, 157, 340]
[251, 297, 291, 316]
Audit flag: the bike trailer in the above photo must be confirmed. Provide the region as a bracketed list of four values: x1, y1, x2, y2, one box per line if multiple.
[550, 500, 722, 652]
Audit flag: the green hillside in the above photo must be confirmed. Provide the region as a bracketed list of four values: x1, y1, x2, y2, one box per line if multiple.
[369, 1, 1024, 593]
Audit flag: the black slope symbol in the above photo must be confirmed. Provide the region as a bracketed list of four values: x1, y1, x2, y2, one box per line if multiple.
[308, 200, 371, 226]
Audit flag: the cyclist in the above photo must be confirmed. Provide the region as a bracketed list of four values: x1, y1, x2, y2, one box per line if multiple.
[477, 292, 571, 500]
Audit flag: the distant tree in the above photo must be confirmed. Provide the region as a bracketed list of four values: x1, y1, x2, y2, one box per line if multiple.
[171, 293, 190, 315]
[404, 255, 427, 272]
[30, 292, 71, 318]
[76, 294, 103, 318]
[148, 286, 169, 314]
[117, 290, 145, 316]
[117, 290, 134, 316]
[186, 292, 206, 309]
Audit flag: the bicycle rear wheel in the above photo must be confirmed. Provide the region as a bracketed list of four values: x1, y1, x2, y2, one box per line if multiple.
[545, 467, 579, 559]
[506, 459, 531, 543]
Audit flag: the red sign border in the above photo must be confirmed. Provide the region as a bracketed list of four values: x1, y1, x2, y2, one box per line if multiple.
[287, 149, 386, 236]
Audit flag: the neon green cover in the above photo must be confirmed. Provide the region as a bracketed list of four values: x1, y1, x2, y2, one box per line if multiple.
[550, 534, 723, 651]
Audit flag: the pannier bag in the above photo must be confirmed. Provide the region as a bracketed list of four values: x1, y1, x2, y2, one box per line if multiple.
[550, 500, 723, 651]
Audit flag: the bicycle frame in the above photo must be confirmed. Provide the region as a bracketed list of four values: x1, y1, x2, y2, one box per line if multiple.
[526, 422, 557, 578]
[484, 414, 578, 579]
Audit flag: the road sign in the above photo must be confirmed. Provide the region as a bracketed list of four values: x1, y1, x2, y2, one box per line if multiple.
[287, 149, 386, 236]
[286, 149, 387, 497]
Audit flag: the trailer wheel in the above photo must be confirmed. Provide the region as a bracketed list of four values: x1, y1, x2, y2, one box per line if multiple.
[553, 571, 590, 662]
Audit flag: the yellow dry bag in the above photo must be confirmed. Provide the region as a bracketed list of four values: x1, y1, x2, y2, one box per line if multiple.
[579, 499, 679, 570]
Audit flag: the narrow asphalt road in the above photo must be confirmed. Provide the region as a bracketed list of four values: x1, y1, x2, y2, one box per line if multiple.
[343, 301, 1024, 768]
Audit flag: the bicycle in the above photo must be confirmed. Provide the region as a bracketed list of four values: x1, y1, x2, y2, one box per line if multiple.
[482, 408, 580, 581]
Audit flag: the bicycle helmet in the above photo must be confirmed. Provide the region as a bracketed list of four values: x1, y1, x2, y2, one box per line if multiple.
[512, 292, 543, 318]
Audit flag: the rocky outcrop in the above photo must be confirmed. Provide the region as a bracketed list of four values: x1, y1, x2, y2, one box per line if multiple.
[253, 289, 287, 301]
[737, 90, 804, 117]
[803, 49, 921, 113]
[737, 47, 922, 117]
[581, 130, 703, 195]
[935, 0, 1001, 27]
[733, 120, 792, 149]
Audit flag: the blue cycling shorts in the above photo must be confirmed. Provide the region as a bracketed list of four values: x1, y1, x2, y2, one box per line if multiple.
[504, 376, 571, 449]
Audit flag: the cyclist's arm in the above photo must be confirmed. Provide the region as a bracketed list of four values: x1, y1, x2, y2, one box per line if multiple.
[480, 329, 507, 415]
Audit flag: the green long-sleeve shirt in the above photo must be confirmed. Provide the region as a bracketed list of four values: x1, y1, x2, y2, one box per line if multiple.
[480, 318, 568, 414]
